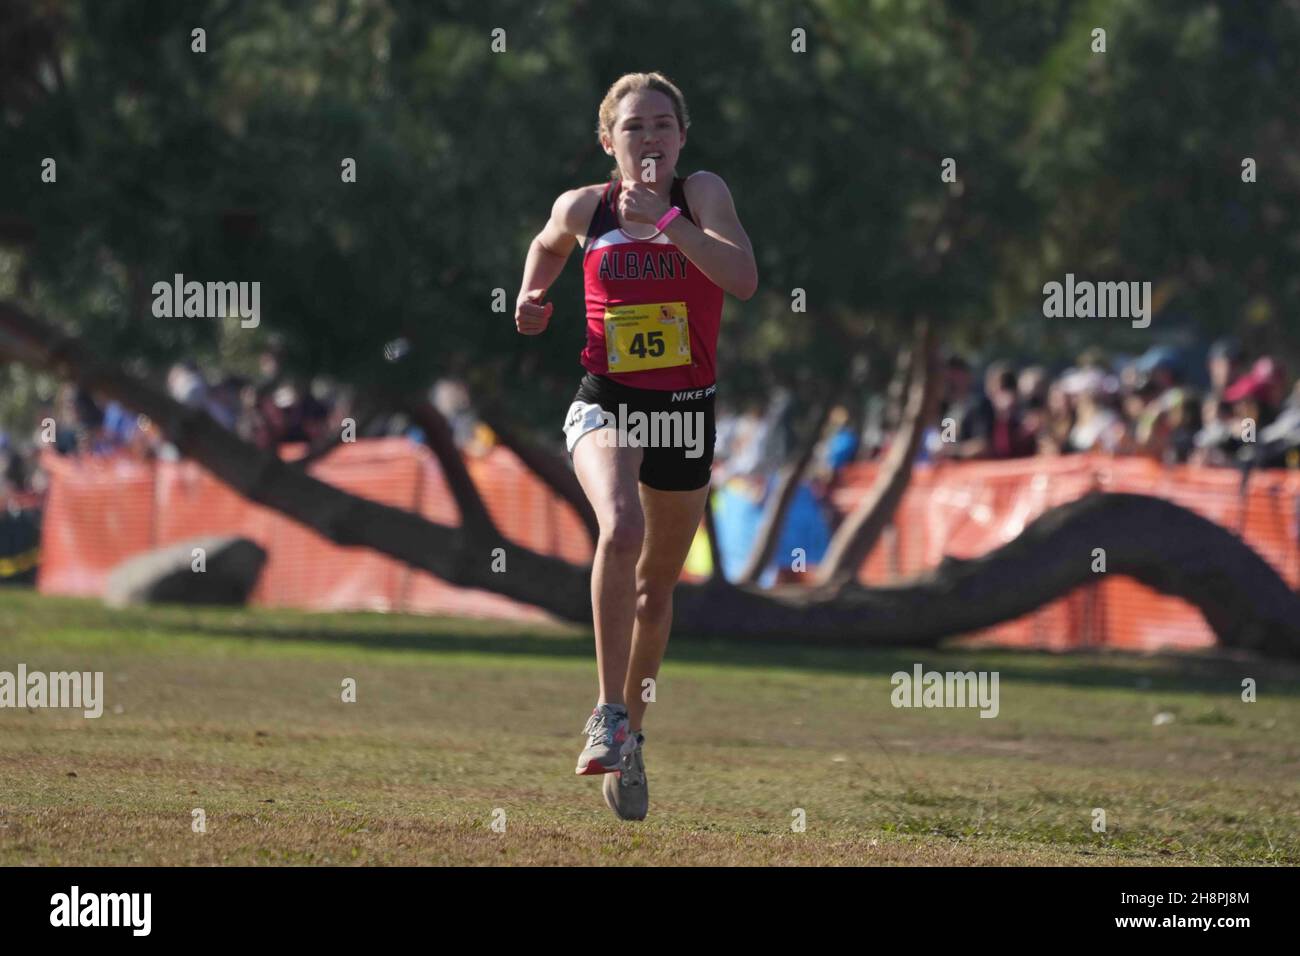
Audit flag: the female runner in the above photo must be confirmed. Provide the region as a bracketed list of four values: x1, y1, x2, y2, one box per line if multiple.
[514, 72, 756, 820]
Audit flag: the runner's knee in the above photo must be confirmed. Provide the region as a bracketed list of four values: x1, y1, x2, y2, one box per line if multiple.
[599, 509, 644, 558]
[635, 579, 673, 618]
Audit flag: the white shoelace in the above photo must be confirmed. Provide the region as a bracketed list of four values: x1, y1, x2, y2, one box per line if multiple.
[585, 709, 626, 746]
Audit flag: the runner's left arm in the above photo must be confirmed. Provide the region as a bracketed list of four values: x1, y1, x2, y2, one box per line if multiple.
[622, 172, 757, 300]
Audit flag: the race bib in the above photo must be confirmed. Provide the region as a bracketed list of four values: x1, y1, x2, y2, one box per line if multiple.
[604, 301, 691, 373]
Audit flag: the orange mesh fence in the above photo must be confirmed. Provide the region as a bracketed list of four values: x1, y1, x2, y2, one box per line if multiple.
[36, 439, 592, 625]
[831, 457, 1300, 650]
[38, 454, 157, 596]
[36, 442, 1300, 650]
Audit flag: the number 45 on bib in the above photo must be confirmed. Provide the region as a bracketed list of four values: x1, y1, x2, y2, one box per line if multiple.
[604, 301, 691, 372]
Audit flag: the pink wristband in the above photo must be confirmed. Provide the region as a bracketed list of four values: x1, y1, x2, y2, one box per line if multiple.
[655, 206, 682, 232]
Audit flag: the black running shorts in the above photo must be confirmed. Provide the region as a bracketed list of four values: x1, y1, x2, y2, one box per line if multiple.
[563, 373, 717, 492]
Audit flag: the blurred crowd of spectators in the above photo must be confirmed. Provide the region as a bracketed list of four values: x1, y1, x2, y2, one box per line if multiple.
[5, 339, 1300, 510]
[0, 348, 455, 504]
[711, 339, 1300, 497]
[925, 340, 1300, 469]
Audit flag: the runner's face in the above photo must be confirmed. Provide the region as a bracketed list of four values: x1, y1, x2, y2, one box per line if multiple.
[603, 90, 685, 185]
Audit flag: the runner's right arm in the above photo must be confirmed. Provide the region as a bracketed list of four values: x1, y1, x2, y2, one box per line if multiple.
[515, 188, 595, 335]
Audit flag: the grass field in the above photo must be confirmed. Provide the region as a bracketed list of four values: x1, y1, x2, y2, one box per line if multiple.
[1, 588, 1297, 866]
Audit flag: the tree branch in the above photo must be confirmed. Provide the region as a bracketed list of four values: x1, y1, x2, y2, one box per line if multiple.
[5, 299, 1297, 656]
[735, 384, 839, 585]
[815, 319, 940, 587]
[475, 398, 599, 546]
[399, 396, 498, 538]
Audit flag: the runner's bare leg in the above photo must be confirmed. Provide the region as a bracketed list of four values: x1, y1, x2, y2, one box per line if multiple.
[624, 483, 710, 731]
[572, 433, 645, 707]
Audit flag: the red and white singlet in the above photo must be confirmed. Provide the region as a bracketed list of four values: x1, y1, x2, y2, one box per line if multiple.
[579, 175, 724, 391]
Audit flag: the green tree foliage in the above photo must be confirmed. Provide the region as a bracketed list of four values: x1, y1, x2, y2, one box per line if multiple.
[1, 0, 1296, 436]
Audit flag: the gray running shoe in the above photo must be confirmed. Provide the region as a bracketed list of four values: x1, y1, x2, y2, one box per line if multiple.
[603, 731, 648, 821]
[575, 703, 631, 775]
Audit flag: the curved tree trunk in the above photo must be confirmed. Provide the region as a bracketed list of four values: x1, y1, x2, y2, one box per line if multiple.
[400, 397, 497, 538]
[673, 491, 1300, 657]
[735, 388, 838, 586]
[0, 300, 590, 616]
[815, 319, 940, 587]
[474, 399, 599, 547]
[3, 300, 1298, 657]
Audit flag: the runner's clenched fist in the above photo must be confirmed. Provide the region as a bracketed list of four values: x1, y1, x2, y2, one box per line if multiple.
[619, 181, 671, 226]
[515, 288, 554, 335]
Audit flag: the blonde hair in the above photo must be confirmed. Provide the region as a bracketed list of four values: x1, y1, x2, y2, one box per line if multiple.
[596, 72, 690, 146]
